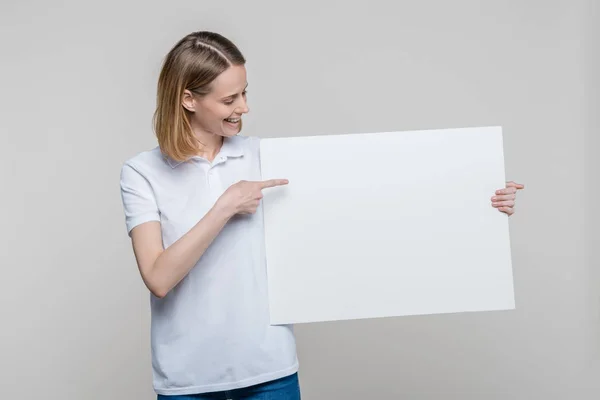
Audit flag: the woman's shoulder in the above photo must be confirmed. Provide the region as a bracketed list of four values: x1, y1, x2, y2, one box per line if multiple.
[121, 146, 166, 176]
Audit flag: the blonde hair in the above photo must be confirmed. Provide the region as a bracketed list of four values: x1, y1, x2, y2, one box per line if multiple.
[153, 31, 246, 162]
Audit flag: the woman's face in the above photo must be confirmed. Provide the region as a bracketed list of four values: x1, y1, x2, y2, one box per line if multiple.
[183, 64, 249, 138]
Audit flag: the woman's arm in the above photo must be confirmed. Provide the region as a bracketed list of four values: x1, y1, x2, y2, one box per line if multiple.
[130, 178, 287, 298]
[130, 202, 231, 298]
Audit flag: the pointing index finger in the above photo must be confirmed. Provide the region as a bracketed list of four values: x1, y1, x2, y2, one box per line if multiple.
[259, 179, 289, 189]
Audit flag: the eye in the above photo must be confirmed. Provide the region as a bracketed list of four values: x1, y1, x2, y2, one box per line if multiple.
[223, 91, 247, 105]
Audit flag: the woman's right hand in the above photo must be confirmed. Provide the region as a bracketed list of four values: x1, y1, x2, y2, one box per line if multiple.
[217, 179, 289, 216]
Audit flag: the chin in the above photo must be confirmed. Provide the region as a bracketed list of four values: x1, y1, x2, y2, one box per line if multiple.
[221, 130, 240, 137]
[221, 124, 242, 136]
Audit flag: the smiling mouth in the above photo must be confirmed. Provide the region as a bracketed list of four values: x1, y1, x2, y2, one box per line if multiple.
[224, 117, 240, 123]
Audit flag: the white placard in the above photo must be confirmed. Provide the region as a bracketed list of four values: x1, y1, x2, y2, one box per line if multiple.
[259, 126, 515, 325]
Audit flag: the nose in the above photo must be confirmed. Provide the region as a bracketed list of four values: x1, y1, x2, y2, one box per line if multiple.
[236, 96, 249, 114]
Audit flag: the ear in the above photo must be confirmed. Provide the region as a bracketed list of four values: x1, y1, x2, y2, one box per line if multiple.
[182, 90, 196, 112]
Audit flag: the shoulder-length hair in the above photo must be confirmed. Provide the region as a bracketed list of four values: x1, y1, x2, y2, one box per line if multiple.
[153, 31, 246, 162]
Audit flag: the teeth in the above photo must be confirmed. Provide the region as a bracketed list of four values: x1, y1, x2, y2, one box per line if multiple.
[225, 118, 240, 123]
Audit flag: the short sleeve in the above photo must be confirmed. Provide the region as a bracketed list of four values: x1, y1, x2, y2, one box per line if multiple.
[120, 162, 160, 237]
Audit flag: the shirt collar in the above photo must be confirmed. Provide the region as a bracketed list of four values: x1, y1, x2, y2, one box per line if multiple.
[164, 136, 245, 168]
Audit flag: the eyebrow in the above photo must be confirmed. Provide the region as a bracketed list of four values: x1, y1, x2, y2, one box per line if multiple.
[221, 83, 248, 100]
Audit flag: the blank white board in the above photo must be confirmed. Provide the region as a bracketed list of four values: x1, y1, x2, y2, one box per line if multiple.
[259, 126, 515, 325]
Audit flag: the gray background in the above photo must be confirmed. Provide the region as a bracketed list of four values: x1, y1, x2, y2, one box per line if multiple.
[1, 0, 598, 399]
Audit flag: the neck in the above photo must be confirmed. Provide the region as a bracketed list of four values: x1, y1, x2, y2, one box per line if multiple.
[193, 130, 223, 162]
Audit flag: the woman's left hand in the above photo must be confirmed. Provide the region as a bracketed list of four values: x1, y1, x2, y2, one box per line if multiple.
[491, 181, 525, 216]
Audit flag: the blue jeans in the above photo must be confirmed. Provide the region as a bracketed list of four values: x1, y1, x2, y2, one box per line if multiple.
[156, 373, 301, 400]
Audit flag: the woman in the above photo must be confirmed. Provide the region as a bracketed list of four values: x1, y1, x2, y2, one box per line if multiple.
[119, 31, 524, 399]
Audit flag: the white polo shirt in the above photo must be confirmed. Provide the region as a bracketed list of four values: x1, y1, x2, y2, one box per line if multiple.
[119, 135, 298, 396]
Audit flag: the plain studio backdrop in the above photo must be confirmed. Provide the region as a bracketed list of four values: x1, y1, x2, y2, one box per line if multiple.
[1, 1, 598, 399]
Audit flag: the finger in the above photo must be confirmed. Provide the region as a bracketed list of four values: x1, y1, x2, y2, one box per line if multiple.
[506, 181, 525, 190]
[498, 206, 514, 215]
[491, 194, 516, 201]
[241, 200, 261, 214]
[495, 187, 517, 195]
[492, 200, 515, 207]
[259, 179, 289, 189]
